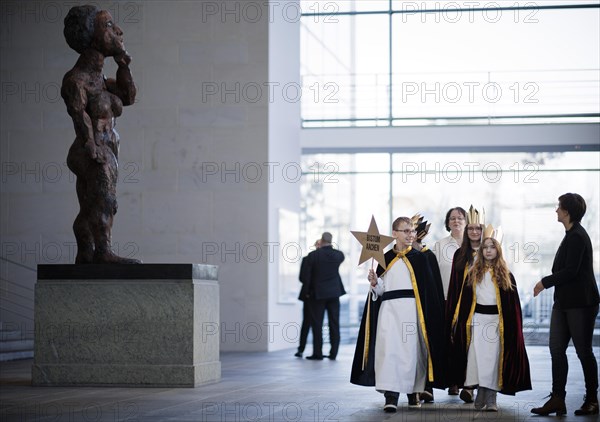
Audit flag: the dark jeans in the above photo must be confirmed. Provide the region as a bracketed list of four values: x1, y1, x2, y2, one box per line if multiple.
[549, 305, 599, 398]
[309, 298, 340, 358]
[298, 302, 312, 353]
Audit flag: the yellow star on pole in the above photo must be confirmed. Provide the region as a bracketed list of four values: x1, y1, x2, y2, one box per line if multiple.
[351, 215, 395, 269]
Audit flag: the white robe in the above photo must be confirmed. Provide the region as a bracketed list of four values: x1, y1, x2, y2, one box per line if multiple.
[372, 259, 427, 394]
[464, 271, 500, 390]
[432, 235, 460, 300]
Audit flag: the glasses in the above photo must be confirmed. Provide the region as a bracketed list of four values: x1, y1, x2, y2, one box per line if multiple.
[467, 226, 482, 232]
[394, 229, 417, 235]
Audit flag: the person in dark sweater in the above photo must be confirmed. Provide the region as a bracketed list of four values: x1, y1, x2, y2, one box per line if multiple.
[531, 193, 599, 417]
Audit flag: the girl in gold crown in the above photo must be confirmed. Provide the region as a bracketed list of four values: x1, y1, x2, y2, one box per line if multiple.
[445, 206, 482, 401]
[449, 227, 531, 411]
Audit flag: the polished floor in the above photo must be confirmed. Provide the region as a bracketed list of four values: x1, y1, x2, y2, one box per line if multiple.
[1, 345, 599, 421]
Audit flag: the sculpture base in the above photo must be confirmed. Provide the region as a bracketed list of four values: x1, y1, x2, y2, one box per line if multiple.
[32, 264, 220, 387]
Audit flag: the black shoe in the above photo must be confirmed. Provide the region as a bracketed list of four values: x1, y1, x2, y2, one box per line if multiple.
[305, 355, 324, 360]
[531, 392, 567, 416]
[407, 393, 421, 407]
[448, 385, 459, 395]
[574, 395, 599, 416]
[383, 403, 397, 413]
[384, 394, 398, 413]
[460, 388, 474, 403]
[325, 355, 336, 360]
[420, 389, 434, 403]
[294, 351, 303, 357]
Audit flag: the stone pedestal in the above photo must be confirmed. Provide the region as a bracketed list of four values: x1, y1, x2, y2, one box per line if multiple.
[32, 264, 220, 387]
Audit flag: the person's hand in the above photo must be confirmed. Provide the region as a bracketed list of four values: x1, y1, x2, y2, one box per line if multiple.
[84, 140, 104, 163]
[368, 269, 377, 287]
[114, 51, 132, 67]
[533, 281, 545, 297]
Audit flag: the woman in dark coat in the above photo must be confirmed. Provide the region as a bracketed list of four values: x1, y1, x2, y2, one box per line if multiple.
[531, 193, 599, 416]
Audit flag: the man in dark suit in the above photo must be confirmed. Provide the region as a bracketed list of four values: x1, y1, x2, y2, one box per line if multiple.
[303, 232, 346, 360]
[295, 239, 320, 358]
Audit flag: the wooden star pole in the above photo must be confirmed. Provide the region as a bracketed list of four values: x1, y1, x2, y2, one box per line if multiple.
[351, 215, 395, 370]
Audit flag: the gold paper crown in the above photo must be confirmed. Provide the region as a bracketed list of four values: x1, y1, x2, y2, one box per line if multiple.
[410, 213, 430, 241]
[483, 224, 503, 244]
[416, 221, 431, 241]
[411, 213, 424, 228]
[467, 205, 485, 225]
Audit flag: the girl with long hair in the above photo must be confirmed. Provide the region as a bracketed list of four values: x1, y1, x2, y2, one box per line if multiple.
[450, 232, 531, 411]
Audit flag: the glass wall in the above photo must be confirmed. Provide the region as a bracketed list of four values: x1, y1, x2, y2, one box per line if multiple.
[300, 151, 600, 343]
[301, 1, 600, 127]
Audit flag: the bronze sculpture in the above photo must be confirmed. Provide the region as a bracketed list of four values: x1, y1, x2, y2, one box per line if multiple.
[62, 5, 140, 264]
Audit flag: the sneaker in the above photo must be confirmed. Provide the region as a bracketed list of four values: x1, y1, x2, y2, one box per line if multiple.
[420, 389, 434, 403]
[485, 390, 498, 412]
[460, 388, 474, 403]
[407, 393, 421, 407]
[384, 395, 398, 413]
[474, 388, 486, 410]
[383, 403, 397, 413]
[486, 403, 498, 412]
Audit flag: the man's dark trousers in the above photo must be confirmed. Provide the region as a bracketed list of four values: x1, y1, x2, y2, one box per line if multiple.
[310, 297, 340, 358]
